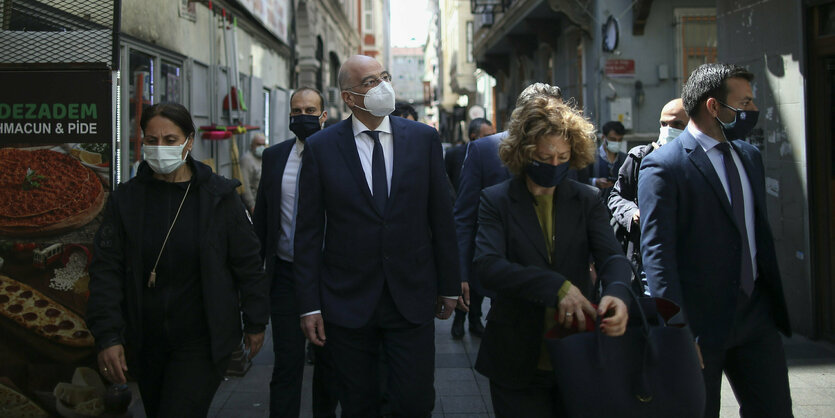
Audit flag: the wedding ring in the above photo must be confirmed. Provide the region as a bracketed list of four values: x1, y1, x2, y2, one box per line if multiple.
[102, 367, 109, 373]
[566, 313, 573, 317]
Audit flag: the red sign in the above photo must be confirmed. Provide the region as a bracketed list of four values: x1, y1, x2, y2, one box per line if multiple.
[605, 59, 635, 78]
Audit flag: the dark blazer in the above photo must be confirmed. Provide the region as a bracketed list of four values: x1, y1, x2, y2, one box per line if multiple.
[253, 138, 296, 272]
[638, 130, 791, 349]
[444, 143, 466, 192]
[453, 132, 510, 296]
[473, 176, 631, 389]
[87, 159, 270, 366]
[293, 116, 460, 328]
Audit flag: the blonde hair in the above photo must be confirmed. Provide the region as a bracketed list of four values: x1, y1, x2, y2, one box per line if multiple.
[499, 95, 596, 176]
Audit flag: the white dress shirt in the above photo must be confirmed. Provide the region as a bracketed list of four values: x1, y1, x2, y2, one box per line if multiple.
[277, 139, 304, 262]
[687, 123, 758, 280]
[352, 116, 394, 195]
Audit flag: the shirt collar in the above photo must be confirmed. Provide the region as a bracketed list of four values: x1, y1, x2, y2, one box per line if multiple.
[294, 138, 304, 156]
[351, 115, 392, 138]
[687, 122, 721, 153]
[597, 144, 608, 159]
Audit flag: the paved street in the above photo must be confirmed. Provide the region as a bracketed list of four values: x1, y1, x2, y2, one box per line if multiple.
[124, 298, 835, 417]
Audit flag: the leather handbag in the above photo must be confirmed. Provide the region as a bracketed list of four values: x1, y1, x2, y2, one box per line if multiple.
[545, 256, 705, 418]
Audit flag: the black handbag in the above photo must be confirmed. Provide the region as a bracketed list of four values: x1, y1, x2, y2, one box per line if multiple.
[545, 256, 705, 418]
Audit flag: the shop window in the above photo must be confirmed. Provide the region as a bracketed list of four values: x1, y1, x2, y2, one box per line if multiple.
[161, 62, 182, 104]
[675, 8, 717, 84]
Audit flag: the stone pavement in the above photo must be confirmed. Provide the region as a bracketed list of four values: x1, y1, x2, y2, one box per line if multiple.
[126, 297, 835, 417]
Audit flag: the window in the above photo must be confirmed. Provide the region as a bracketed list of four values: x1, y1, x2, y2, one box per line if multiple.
[161, 62, 182, 103]
[363, 0, 373, 33]
[466, 21, 474, 63]
[263, 89, 271, 143]
[675, 8, 717, 85]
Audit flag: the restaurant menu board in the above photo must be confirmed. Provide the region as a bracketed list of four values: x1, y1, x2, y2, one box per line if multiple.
[0, 70, 114, 416]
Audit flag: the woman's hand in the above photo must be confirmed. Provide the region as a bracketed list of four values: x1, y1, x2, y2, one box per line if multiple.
[97, 344, 128, 384]
[557, 284, 597, 332]
[598, 295, 629, 336]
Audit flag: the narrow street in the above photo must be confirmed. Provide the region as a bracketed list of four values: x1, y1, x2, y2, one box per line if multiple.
[126, 298, 835, 417]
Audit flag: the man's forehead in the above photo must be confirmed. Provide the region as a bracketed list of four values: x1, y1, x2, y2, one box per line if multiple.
[291, 91, 321, 108]
[727, 77, 754, 98]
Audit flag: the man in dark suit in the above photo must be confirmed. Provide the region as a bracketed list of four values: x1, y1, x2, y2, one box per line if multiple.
[293, 55, 460, 417]
[607, 98, 689, 293]
[445, 118, 495, 195]
[453, 84, 562, 340]
[639, 63, 792, 417]
[253, 87, 337, 418]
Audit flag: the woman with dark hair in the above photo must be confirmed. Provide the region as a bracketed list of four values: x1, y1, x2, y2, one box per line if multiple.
[472, 90, 632, 416]
[86, 103, 269, 416]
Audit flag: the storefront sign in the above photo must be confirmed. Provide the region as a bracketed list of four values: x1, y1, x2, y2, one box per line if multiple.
[0, 70, 112, 145]
[605, 59, 635, 78]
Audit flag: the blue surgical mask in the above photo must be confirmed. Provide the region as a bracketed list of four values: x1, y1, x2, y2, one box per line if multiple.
[254, 145, 266, 157]
[525, 160, 571, 188]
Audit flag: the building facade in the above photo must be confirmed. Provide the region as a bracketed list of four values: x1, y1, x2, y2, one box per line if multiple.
[391, 47, 426, 118]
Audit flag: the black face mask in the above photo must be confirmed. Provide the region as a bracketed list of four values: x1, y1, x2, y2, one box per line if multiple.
[289, 114, 323, 141]
[525, 160, 571, 188]
[716, 101, 759, 140]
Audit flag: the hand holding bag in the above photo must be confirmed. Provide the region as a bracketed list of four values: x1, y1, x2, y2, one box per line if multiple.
[545, 256, 705, 418]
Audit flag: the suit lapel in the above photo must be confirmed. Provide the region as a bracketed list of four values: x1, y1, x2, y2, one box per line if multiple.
[550, 181, 581, 268]
[508, 177, 549, 263]
[682, 134, 735, 221]
[334, 117, 380, 215]
[387, 117, 407, 214]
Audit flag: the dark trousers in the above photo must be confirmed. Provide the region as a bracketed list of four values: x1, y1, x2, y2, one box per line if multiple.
[137, 339, 226, 418]
[269, 259, 306, 418]
[489, 370, 564, 418]
[454, 284, 484, 323]
[700, 283, 792, 418]
[269, 259, 339, 418]
[325, 283, 435, 417]
[312, 343, 339, 417]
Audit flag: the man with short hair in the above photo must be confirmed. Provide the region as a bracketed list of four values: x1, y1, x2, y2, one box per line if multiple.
[293, 55, 459, 416]
[253, 87, 337, 418]
[241, 133, 266, 212]
[581, 121, 627, 199]
[607, 98, 689, 291]
[639, 63, 792, 417]
[446, 117, 494, 338]
[392, 102, 418, 121]
[445, 118, 494, 195]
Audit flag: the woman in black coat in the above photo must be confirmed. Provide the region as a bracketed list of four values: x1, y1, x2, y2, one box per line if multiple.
[473, 90, 632, 417]
[86, 103, 269, 417]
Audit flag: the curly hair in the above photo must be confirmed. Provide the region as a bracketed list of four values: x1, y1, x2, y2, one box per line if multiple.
[499, 95, 596, 175]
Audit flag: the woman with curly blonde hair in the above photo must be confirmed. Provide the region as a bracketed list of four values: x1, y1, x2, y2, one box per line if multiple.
[473, 89, 632, 417]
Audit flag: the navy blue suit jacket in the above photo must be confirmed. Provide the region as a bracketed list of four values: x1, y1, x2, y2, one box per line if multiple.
[252, 138, 296, 274]
[638, 130, 790, 348]
[453, 132, 510, 296]
[293, 116, 460, 328]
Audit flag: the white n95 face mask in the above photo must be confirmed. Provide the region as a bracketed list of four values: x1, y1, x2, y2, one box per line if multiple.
[142, 141, 189, 174]
[349, 81, 396, 117]
[657, 126, 683, 146]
